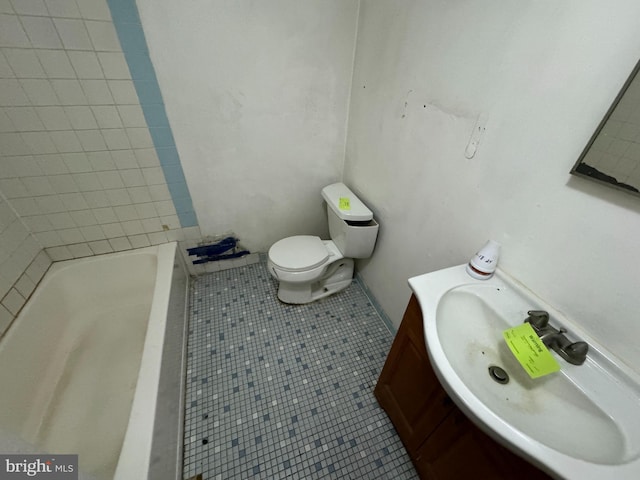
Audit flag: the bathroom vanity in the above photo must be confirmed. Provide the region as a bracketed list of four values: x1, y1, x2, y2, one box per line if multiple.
[374, 295, 550, 479]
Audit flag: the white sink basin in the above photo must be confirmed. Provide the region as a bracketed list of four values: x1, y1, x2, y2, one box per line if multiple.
[409, 265, 640, 479]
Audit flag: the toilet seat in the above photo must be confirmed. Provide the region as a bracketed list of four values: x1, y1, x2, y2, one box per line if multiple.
[269, 235, 330, 271]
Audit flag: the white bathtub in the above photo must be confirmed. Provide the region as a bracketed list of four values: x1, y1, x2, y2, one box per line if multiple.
[0, 243, 189, 480]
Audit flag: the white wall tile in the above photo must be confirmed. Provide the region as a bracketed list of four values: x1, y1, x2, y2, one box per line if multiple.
[35, 50, 75, 78]
[36, 154, 69, 175]
[0, 51, 14, 77]
[46, 245, 73, 261]
[91, 105, 121, 128]
[53, 18, 93, 50]
[57, 227, 83, 244]
[126, 128, 153, 149]
[134, 202, 157, 219]
[50, 79, 87, 105]
[0, 132, 30, 155]
[22, 175, 54, 196]
[20, 79, 58, 105]
[96, 170, 123, 189]
[105, 187, 130, 206]
[114, 204, 136, 221]
[76, 129, 106, 151]
[148, 231, 168, 245]
[73, 172, 102, 191]
[82, 190, 109, 208]
[101, 221, 124, 237]
[108, 80, 138, 104]
[121, 219, 144, 235]
[34, 194, 65, 213]
[133, 148, 160, 168]
[64, 106, 98, 130]
[4, 106, 45, 131]
[0, 109, 13, 132]
[2, 287, 25, 316]
[69, 209, 96, 226]
[3, 48, 46, 78]
[142, 166, 166, 185]
[0, 14, 31, 48]
[0, 79, 30, 105]
[127, 186, 151, 203]
[63, 152, 92, 172]
[128, 233, 150, 248]
[20, 16, 62, 48]
[110, 149, 136, 169]
[87, 150, 115, 170]
[81, 225, 105, 241]
[0, 178, 28, 197]
[67, 242, 92, 258]
[67, 51, 104, 79]
[87, 239, 111, 254]
[85, 20, 120, 51]
[21, 131, 57, 154]
[11, 0, 47, 16]
[117, 104, 146, 128]
[6, 156, 42, 176]
[48, 212, 74, 229]
[0, 304, 14, 335]
[78, 0, 111, 21]
[36, 106, 71, 130]
[80, 79, 113, 104]
[120, 168, 145, 187]
[109, 236, 131, 251]
[46, 0, 81, 19]
[97, 52, 130, 79]
[49, 130, 82, 153]
[102, 128, 130, 150]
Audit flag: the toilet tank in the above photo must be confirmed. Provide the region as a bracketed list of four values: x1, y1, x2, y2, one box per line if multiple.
[321, 183, 379, 259]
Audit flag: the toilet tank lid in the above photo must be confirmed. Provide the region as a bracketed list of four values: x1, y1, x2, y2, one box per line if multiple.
[321, 183, 373, 221]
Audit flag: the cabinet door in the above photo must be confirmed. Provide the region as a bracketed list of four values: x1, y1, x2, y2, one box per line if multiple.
[414, 407, 549, 480]
[374, 295, 453, 455]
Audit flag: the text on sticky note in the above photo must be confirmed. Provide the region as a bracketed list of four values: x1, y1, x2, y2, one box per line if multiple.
[503, 323, 560, 379]
[339, 197, 350, 210]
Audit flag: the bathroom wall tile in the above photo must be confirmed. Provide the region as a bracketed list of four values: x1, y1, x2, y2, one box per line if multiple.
[119, 168, 144, 187]
[108, 79, 137, 104]
[0, 132, 29, 155]
[57, 227, 83, 244]
[127, 186, 151, 203]
[110, 148, 136, 168]
[117, 104, 145, 128]
[4, 106, 45, 131]
[10, 0, 46, 16]
[1, 287, 24, 316]
[14, 271, 35, 298]
[82, 190, 110, 208]
[108, 235, 131, 251]
[141, 166, 165, 185]
[53, 18, 93, 50]
[78, 0, 112, 22]
[148, 183, 171, 201]
[133, 147, 159, 167]
[49, 174, 79, 194]
[10, 198, 39, 216]
[22, 175, 54, 196]
[19, 16, 62, 49]
[34, 194, 65, 213]
[20, 79, 58, 105]
[69, 209, 97, 226]
[3, 48, 45, 78]
[7, 156, 42, 177]
[148, 231, 168, 245]
[101, 221, 124, 237]
[48, 212, 75, 230]
[80, 225, 105, 241]
[87, 239, 112, 255]
[86, 20, 120, 51]
[64, 106, 98, 130]
[128, 233, 149, 248]
[87, 150, 115, 171]
[0, 50, 14, 76]
[63, 152, 92, 173]
[73, 172, 102, 191]
[22, 214, 53, 233]
[46, 0, 81, 19]
[76, 129, 106, 151]
[67, 242, 92, 258]
[36, 106, 72, 130]
[0, 79, 30, 106]
[21, 131, 58, 155]
[0, 304, 12, 336]
[0, 109, 13, 132]
[97, 52, 130, 79]
[36, 154, 68, 175]
[102, 128, 130, 149]
[142, 217, 162, 234]
[35, 231, 61, 248]
[134, 202, 157, 219]
[49, 130, 82, 153]
[50, 79, 87, 105]
[81, 79, 113, 105]
[67, 51, 104, 79]
[121, 219, 144, 235]
[105, 187, 130, 205]
[159, 214, 179, 230]
[0, 14, 30, 48]
[0, 178, 29, 198]
[45, 245, 73, 261]
[91, 105, 121, 128]
[113, 204, 136, 221]
[35, 50, 75, 79]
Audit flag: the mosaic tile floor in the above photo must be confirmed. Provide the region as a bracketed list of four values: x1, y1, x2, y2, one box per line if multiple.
[183, 260, 419, 480]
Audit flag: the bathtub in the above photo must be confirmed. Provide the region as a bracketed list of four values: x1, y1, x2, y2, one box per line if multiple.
[0, 243, 189, 480]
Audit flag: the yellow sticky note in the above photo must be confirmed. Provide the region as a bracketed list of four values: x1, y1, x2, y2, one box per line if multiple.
[339, 197, 350, 210]
[503, 323, 560, 379]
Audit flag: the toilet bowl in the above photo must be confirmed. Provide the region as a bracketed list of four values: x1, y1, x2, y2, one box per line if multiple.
[267, 183, 379, 304]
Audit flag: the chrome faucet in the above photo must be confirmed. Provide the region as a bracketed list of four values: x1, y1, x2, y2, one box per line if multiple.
[525, 310, 588, 365]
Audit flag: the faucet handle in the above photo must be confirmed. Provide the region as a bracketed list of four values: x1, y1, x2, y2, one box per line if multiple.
[526, 310, 549, 330]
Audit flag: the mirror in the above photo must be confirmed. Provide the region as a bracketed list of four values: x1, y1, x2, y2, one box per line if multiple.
[571, 59, 640, 197]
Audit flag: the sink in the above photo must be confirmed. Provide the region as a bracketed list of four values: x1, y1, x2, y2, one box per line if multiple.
[409, 265, 640, 479]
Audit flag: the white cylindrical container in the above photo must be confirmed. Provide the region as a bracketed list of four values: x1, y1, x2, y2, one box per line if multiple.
[466, 240, 501, 280]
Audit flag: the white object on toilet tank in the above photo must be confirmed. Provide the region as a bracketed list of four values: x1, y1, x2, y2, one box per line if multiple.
[321, 183, 373, 222]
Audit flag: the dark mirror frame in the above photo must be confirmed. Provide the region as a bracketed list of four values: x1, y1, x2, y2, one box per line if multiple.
[571, 59, 640, 198]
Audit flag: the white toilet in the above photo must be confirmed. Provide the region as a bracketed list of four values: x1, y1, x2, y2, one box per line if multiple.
[267, 183, 379, 304]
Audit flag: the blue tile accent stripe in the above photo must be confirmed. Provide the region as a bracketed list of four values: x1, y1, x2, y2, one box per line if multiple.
[106, 0, 198, 228]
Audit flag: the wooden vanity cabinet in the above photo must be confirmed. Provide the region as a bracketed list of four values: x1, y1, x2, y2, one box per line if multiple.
[374, 295, 550, 479]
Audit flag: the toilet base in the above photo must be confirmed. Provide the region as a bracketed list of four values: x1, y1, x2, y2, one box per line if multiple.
[276, 258, 355, 304]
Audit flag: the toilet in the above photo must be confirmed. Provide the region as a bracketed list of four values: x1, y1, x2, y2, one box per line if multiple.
[268, 183, 379, 304]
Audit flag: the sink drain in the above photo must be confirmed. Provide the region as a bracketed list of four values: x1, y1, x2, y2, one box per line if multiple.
[488, 365, 509, 384]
